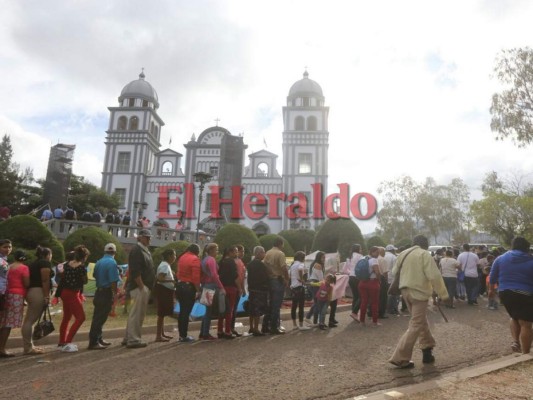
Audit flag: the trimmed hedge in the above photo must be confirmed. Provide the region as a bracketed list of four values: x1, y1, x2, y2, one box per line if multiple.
[152, 240, 191, 272]
[311, 218, 366, 259]
[366, 235, 386, 249]
[279, 229, 315, 254]
[214, 223, 260, 264]
[0, 215, 65, 264]
[259, 234, 295, 257]
[63, 226, 127, 264]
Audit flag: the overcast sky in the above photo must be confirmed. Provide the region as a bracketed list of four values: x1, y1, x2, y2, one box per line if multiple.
[2, 0, 533, 234]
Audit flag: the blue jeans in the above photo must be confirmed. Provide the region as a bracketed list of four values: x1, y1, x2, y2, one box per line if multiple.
[200, 283, 217, 336]
[317, 300, 328, 325]
[306, 285, 320, 322]
[269, 278, 285, 331]
[464, 277, 479, 304]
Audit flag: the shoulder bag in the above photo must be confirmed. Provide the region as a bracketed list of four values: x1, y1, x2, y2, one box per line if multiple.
[33, 305, 55, 340]
[388, 247, 417, 296]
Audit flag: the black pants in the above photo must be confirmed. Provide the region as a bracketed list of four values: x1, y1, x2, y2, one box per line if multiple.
[176, 282, 196, 338]
[291, 286, 306, 323]
[379, 276, 389, 317]
[231, 291, 243, 331]
[89, 288, 113, 345]
[329, 299, 337, 324]
[348, 276, 360, 314]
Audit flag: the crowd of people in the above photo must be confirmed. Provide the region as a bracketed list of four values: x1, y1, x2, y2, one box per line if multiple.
[0, 232, 531, 360]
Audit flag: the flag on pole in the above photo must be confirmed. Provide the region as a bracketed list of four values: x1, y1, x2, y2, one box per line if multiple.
[263, 137, 267, 148]
[169, 136, 172, 146]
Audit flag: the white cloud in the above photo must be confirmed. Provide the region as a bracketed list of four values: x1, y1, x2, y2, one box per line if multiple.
[2, 0, 533, 233]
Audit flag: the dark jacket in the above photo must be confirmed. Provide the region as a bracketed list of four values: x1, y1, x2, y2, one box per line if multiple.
[127, 244, 155, 291]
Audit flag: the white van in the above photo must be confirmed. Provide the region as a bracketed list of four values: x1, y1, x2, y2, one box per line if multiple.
[428, 245, 452, 254]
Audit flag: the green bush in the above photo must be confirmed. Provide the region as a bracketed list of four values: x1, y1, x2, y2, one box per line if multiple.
[259, 234, 294, 257]
[63, 226, 127, 264]
[311, 218, 366, 259]
[152, 240, 191, 272]
[0, 215, 65, 264]
[366, 235, 386, 249]
[214, 223, 260, 264]
[279, 229, 315, 254]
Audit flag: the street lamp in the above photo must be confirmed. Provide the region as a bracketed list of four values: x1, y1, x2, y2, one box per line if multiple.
[133, 201, 148, 221]
[193, 171, 213, 243]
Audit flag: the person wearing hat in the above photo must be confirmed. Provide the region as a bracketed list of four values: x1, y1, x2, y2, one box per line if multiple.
[123, 229, 155, 348]
[88, 243, 120, 350]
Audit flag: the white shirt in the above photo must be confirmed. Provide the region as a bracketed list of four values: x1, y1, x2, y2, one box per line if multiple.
[457, 251, 479, 278]
[384, 251, 397, 284]
[289, 260, 306, 288]
[346, 253, 363, 277]
[309, 262, 324, 282]
[369, 257, 379, 279]
[440, 257, 461, 278]
[156, 261, 175, 290]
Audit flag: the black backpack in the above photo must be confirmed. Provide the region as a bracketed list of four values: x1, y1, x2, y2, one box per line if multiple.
[113, 214, 122, 224]
[65, 209, 75, 220]
[105, 213, 114, 223]
[122, 215, 131, 225]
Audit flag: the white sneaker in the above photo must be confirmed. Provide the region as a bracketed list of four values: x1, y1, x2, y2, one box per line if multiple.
[304, 318, 313, 325]
[298, 325, 311, 331]
[61, 343, 78, 353]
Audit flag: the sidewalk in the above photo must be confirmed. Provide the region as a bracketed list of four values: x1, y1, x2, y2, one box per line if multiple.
[356, 353, 533, 400]
[7, 303, 353, 348]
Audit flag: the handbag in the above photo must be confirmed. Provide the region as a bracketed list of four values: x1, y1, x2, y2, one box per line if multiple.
[33, 305, 55, 340]
[199, 287, 215, 306]
[388, 247, 417, 296]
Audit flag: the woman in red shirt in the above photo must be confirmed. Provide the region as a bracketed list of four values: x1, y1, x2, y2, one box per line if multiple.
[0, 250, 30, 357]
[175, 244, 201, 342]
[58, 245, 90, 352]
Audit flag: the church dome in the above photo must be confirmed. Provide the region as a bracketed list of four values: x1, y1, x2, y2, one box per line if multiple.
[288, 71, 324, 99]
[119, 71, 159, 108]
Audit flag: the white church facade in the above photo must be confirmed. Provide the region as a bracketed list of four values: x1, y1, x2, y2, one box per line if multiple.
[101, 70, 329, 236]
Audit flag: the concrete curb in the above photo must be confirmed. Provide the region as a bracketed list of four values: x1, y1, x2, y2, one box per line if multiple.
[352, 353, 533, 400]
[8, 303, 352, 348]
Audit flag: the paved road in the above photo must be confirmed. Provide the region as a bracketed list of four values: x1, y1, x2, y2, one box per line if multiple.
[0, 299, 514, 400]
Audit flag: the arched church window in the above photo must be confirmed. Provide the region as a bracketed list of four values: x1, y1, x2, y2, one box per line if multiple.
[307, 116, 317, 131]
[303, 97, 310, 107]
[295, 116, 304, 131]
[128, 98, 135, 107]
[151, 121, 155, 135]
[154, 126, 159, 137]
[118, 116, 127, 130]
[142, 100, 148, 107]
[256, 162, 269, 177]
[129, 116, 139, 130]
[162, 161, 173, 176]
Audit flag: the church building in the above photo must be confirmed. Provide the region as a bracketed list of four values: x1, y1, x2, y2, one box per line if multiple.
[100, 70, 329, 236]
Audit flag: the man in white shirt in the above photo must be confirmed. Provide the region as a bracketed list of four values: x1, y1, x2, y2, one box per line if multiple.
[457, 243, 480, 305]
[384, 245, 399, 315]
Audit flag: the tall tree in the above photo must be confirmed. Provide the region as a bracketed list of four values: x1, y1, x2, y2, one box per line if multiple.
[376, 175, 470, 244]
[68, 174, 120, 215]
[470, 171, 533, 246]
[0, 134, 38, 215]
[490, 47, 533, 146]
